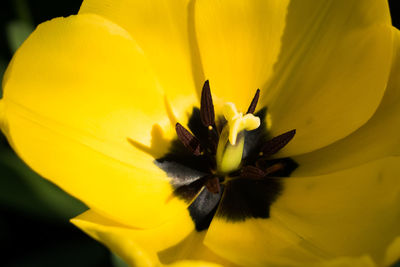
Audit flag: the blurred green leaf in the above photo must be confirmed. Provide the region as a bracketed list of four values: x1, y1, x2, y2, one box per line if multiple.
[6, 20, 34, 53]
[111, 253, 129, 267]
[0, 57, 7, 98]
[0, 138, 87, 220]
[13, 0, 33, 24]
[4, 240, 109, 267]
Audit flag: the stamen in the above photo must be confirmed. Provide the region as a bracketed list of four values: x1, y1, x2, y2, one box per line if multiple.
[261, 129, 296, 157]
[175, 123, 202, 156]
[241, 165, 265, 180]
[264, 163, 285, 176]
[246, 89, 260, 114]
[200, 80, 215, 127]
[241, 163, 285, 179]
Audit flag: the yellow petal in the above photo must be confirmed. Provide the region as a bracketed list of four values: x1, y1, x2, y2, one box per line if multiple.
[384, 236, 400, 266]
[275, 157, 400, 265]
[0, 99, 5, 130]
[205, 216, 323, 266]
[159, 231, 235, 267]
[71, 210, 232, 267]
[79, 0, 202, 102]
[166, 260, 222, 267]
[72, 210, 193, 266]
[0, 14, 189, 228]
[205, 157, 400, 266]
[264, 0, 393, 156]
[194, 0, 290, 111]
[293, 27, 400, 177]
[311, 256, 376, 267]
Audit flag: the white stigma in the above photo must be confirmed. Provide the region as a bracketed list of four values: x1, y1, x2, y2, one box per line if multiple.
[222, 102, 260, 145]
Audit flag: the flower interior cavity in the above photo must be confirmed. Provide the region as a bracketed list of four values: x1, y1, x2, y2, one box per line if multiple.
[156, 81, 298, 231]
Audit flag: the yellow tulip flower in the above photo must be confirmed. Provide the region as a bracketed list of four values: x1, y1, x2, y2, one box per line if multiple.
[1, 0, 400, 266]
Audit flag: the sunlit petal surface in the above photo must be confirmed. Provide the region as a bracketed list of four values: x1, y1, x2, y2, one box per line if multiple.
[1, 14, 191, 228]
[79, 0, 204, 100]
[194, 0, 289, 111]
[264, 0, 393, 156]
[294, 27, 400, 176]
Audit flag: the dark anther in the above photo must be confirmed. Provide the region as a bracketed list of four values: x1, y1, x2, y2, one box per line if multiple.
[246, 89, 260, 114]
[261, 129, 296, 158]
[200, 80, 215, 127]
[241, 165, 265, 180]
[175, 123, 202, 156]
[205, 176, 221, 194]
[264, 162, 285, 176]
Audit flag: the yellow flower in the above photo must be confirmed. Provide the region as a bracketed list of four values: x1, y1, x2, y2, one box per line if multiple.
[1, 0, 400, 266]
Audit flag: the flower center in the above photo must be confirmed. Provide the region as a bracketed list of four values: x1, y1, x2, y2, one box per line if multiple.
[155, 81, 298, 231]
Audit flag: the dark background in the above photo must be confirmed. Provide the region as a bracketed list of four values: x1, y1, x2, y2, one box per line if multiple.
[0, 0, 399, 266]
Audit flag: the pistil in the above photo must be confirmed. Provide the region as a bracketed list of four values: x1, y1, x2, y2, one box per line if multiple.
[216, 102, 260, 174]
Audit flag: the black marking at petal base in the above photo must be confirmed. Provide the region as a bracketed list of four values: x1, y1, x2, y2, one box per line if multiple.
[247, 89, 260, 114]
[188, 185, 223, 231]
[187, 108, 209, 144]
[216, 177, 282, 221]
[200, 80, 215, 127]
[173, 176, 208, 203]
[155, 137, 210, 180]
[243, 108, 269, 162]
[187, 107, 219, 156]
[256, 157, 299, 177]
[217, 157, 298, 222]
